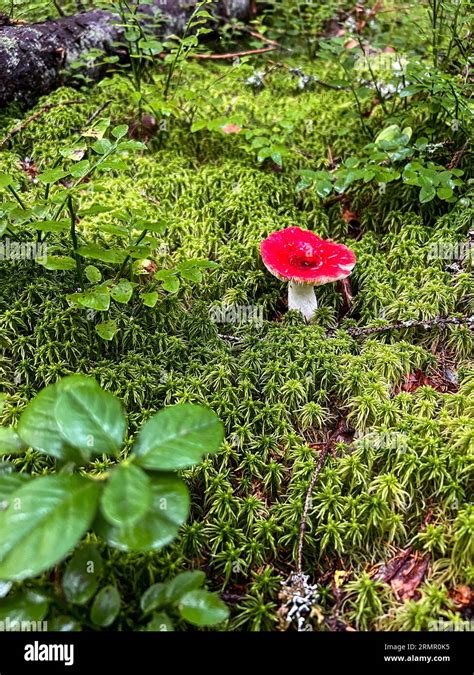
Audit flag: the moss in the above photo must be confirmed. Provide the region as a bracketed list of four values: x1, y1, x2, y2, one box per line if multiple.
[0, 23, 472, 632]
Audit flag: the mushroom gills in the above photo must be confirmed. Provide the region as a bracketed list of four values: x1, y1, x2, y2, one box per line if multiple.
[288, 281, 318, 321]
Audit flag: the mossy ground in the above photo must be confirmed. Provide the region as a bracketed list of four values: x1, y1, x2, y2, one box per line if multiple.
[0, 1, 473, 631]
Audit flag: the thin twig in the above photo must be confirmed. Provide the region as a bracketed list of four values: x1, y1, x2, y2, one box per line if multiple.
[217, 314, 474, 346]
[0, 100, 85, 147]
[191, 46, 276, 60]
[82, 100, 112, 128]
[296, 418, 347, 575]
[343, 314, 474, 337]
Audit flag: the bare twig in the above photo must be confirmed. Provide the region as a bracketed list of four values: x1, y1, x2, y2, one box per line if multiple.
[82, 100, 111, 128]
[296, 417, 347, 575]
[447, 139, 469, 170]
[0, 99, 85, 147]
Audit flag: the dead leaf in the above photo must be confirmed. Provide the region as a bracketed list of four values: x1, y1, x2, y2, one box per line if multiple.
[373, 548, 412, 583]
[449, 586, 473, 609]
[390, 553, 430, 601]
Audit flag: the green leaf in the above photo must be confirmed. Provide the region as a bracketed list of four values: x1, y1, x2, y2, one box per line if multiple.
[141, 291, 159, 308]
[140, 582, 168, 614]
[112, 124, 129, 139]
[92, 138, 113, 155]
[0, 475, 100, 581]
[37, 256, 76, 271]
[419, 185, 436, 203]
[178, 590, 229, 626]
[70, 160, 90, 179]
[111, 279, 133, 304]
[164, 571, 206, 604]
[48, 615, 81, 631]
[101, 464, 152, 527]
[33, 219, 70, 233]
[17, 383, 70, 459]
[96, 320, 117, 341]
[0, 427, 25, 455]
[90, 585, 121, 627]
[133, 404, 224, 471]
[84, 265, 102, 283]
[0, 175, 13, 189]
[437, 187, 454, 200]
[160, 276, 180, 293]
[62, 543, 103, 605]
[70, 286, 110, 311]
[143, 611, 174, 632]
[94, 474, 190, 552]
[38, 169, 70, 185]
[0, 473, 30, 498]
[77, 244, 127, 263]
[53, 375, 127, 456]
[0, 590, 49, 625]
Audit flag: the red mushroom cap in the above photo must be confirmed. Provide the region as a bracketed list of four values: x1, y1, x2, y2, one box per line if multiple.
[260, 226, 356, 285]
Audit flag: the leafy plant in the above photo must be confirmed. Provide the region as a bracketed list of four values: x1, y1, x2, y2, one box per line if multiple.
[0, 375, 224, 582]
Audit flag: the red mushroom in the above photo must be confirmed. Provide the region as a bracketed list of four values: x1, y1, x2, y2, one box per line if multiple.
[260, 226, 356, 321]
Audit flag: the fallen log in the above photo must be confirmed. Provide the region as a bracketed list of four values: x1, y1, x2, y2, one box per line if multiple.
[0, 0, 253, 109]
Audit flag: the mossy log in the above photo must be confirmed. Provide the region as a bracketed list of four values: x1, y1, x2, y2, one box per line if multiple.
[0, 0, 253, 109]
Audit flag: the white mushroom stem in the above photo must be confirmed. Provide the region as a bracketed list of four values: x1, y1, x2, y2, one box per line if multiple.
[288, 281, 318, 322]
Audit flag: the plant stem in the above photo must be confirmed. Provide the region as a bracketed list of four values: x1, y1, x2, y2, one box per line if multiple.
[67, 196, 84, 289]
[115, 228, 148, 282]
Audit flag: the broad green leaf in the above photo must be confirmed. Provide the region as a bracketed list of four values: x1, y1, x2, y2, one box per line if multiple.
[133, 404, 224, 471]
[33, 219, 70, 233]
[17, 383, 69, 459]
[96, 320, 117, 341]
[92, 138, 113, 155]
[161, 276, 180, 293]
[0, 473, 30, 498]
[0, 475, 100, 581]
[111, 124, 129, 139]
[37, 256, 76, 271]
[0, 590, 49, 624]
[143, 611, 174, 632]
[54, 375, 126, 456]
[62, 543, 103, 605]
[178, 590, 229, 626]
[48, 615, 81, 631]
[69, 286, 110, 311]
[419, 185, 436, 203]
[164, 571, 206, 604]
[84, 265, 102, 283]
[38, 169, 70, 184]
[0, 175, 13, 189]
[0, 428, 25, 455]
[77, 244, 127, 264]
[111, 279, 133, 304]
[141, 291, 158, 308]
[94, 474, 190, 552]
[90, 585, 121, 627]
[140, 582, 167, 614]
[70, 160, 90, 179]
[101, 464, 151, 527]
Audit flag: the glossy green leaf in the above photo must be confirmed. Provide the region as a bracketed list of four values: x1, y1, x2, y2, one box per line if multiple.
[143, 611, 174, 631]
[17, 383, 70, 459]
[54, 375, 126, 456]
[101, 464, 151, 527]
[0, 475, 100, 581]
[38, 169, 70, 185]
[62, 543, 103, 605]
[90, 585, 121, 627]
[0, 427, 25, 455]
[140, 582, 168, 614]
[164, 570, 206, 604]
[0, 590, 49, 625]
[94, 474, 189, 552]
[178, 589, 229, 626]
[133, 404, 224, 471]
